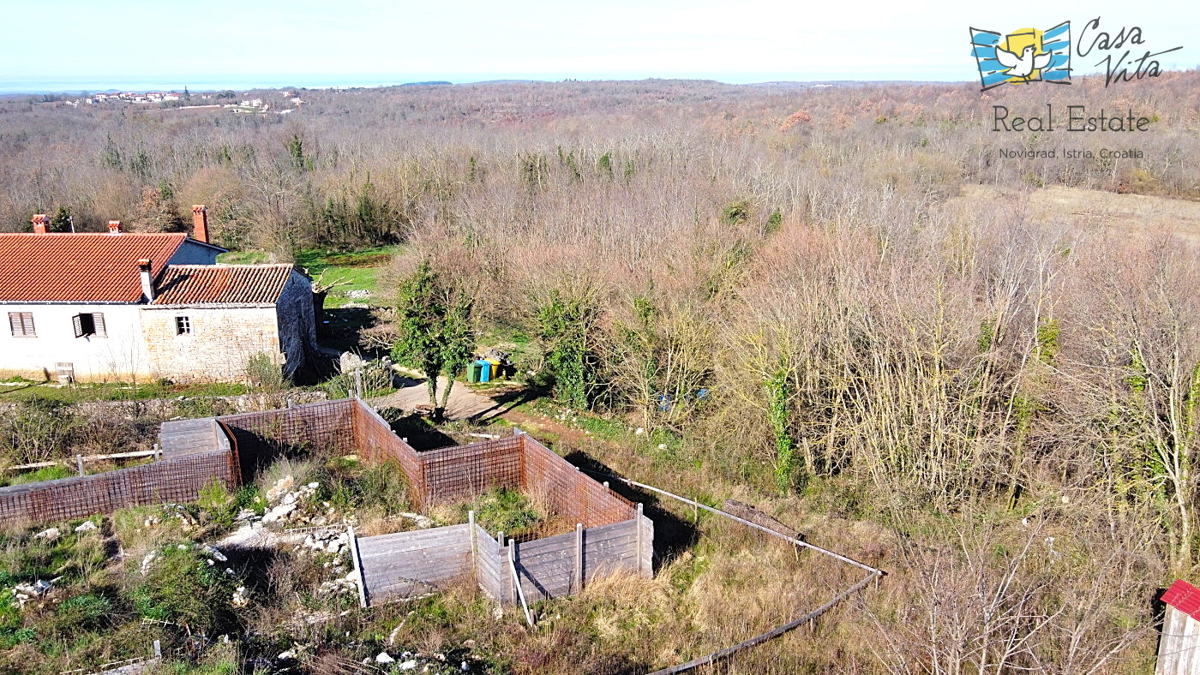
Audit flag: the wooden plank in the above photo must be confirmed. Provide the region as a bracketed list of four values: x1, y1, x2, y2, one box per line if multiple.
[362, 534, 473, 554]
[348, 526, 367, 608]
[574, 523, 583, 593]
[640, 515, 654, 578]
[357, 525, 471, 557]
[364, 550, 471, 577]
[509, 539, 534, 627]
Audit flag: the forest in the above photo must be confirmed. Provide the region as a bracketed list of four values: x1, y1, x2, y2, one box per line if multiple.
[3, 71, 1200, 672]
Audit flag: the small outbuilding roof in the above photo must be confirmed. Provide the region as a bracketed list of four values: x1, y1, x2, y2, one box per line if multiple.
[1162, 579, 1200, 620]
[151, 264, 297, 306]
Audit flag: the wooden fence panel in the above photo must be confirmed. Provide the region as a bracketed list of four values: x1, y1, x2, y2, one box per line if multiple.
[357, 525, 474, 603]
[474, 526, 505, 602]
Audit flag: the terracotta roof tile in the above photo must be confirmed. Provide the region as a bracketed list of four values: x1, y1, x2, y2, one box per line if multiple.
[0, 233, 186, 303]
[151, 265, 296, 306]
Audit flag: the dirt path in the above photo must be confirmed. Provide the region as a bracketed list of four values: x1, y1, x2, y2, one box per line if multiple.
[369, 376, 502, 421]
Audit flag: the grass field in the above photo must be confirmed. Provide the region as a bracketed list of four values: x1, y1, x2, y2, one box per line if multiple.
[0, 379, 246, 403]
[220, 247, 402, 310]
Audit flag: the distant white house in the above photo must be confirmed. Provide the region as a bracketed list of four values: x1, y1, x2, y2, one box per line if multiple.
[0, 210, 317, 383]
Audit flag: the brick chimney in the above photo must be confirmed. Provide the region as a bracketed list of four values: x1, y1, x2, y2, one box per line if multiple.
[191, 205, 209, 244]
[137, 259, 155, 302]
[31, 214, 49, 234]
[108, 220, 122, 235]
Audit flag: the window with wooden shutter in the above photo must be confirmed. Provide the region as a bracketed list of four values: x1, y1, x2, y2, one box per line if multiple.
[8, 312, 35, 337]
[72, 313, 106, 338]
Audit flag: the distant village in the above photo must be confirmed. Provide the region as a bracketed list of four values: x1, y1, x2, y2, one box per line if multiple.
[45, 90, 304, 114]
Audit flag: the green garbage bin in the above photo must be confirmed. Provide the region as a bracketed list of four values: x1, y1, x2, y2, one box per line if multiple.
[468, 361, 482, 383]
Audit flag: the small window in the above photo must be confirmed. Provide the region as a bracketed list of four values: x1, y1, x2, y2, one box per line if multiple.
[72, 313, 106, 338]
[175, 316, 192, 335]
[8, 312, 35, 337]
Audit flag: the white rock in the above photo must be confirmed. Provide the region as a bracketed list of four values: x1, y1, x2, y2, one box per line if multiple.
[635, 427, 644, 435]
[307, 482, 319, 489]
[283, 492, 297, 505]
[74, 521, 98, 533]
[277, 650, 295, 660]
[202, 545, 228, 562]
[261, 502, 297, 524]
[266, 475, 295, 503]
[375, 652, 395, 664]
[33, 527, 60, 541]
[398, 660, 417, 670]
[140, 551, 157, 575]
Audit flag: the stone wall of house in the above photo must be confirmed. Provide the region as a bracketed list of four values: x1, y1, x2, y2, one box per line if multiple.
[275, 270, 318, 378]
[140, 306, 282, 382]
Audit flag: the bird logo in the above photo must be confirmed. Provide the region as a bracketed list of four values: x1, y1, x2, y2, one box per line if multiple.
[970, 22, 1072, 91]
[995, 43, 1053, 83]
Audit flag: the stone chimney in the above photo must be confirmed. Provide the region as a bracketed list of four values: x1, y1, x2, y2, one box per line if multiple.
[191, 205, 209, 244]
[31, 214, 49, 234]
[108, 220, 122, 235]
[137, 259, 155, 302]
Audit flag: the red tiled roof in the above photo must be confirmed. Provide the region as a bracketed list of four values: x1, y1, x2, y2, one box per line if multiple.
[151, 265, 295, 306]
[0, 233, 186, 303]
[1163, 580, 1200, 620]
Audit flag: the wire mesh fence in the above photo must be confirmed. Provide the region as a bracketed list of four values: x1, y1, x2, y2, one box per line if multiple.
[1, 397, 636, 535]
[0, 448, 237, 528]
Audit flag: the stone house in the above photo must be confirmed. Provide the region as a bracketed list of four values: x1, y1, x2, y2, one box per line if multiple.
[0, 209, 317, 383]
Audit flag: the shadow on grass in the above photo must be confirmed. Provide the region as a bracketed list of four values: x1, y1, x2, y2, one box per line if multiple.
[468, 383, 549, 423]
[378, 409, 458, 451]
[561, 450, 699, 572]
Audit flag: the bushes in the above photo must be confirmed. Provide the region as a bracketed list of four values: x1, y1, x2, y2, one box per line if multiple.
[131, 544, 238, 634]
[0, 397, 82, 465]
[537, 291, 605, 410]
[0, 396, 152, 467]
[245, 352, 286, 392]
[460, 487, 544, 537]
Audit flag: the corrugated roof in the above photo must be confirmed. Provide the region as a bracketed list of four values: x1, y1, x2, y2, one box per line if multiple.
[152, 264, 295, 306]
[0, 233, 186, 303]
[1163, 579, 1200, 620]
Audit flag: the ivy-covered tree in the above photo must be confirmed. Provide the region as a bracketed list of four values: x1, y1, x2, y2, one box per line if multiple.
[537, 290, 604, 410]
[390, 261, 475, 421]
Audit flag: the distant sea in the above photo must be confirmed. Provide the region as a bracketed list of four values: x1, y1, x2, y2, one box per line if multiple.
[0, 74, 479, 95]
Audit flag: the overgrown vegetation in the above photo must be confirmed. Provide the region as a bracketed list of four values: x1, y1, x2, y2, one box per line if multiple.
[4, 75, 1200, 671]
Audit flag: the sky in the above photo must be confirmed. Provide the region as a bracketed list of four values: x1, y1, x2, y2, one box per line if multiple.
[0, 0, 1196, 91]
